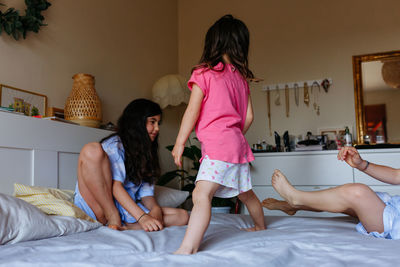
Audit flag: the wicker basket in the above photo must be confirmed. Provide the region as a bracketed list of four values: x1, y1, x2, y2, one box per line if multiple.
[64, 73, 102, 128]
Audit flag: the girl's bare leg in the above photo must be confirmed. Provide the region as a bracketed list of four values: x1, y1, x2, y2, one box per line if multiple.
[271, 170, 385, 232]
[77, 143, 122, 228]
[174, 180, 220, 255]
[162, 207, 189, 227]
[238, 189, 266, 231]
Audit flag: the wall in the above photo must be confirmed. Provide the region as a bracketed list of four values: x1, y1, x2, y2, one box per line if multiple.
[177, 0, 400, 147]
[0, 0, 178, 124]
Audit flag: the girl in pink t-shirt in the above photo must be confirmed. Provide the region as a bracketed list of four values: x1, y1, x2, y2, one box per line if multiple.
[172, 14, 266, 255]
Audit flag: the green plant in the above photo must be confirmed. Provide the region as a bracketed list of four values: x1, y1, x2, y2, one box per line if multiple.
[157, 137, 235, 208]
[0, 0, 51, 40]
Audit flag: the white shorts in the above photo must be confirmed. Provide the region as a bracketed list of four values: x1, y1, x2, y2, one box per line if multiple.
[195, 155, 252, 198]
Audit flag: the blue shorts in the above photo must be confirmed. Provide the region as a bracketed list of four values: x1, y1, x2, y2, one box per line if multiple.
[74, 183, 97, 221]
[74, 183, 150, 224]
[356, 191, 400, 239]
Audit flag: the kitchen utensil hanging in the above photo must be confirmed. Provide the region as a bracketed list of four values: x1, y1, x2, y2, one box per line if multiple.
[311, 81, 320, 115]
[285, 84, 289, 117]
[266, 86, 272, 136]
[293, 83, 299, 106]
[321, 78, 330, 93]
[274, 85, 280, 105]
[303, 82, 309, 106]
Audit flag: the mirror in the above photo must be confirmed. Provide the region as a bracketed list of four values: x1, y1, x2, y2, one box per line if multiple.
[353, 50, 400, 145]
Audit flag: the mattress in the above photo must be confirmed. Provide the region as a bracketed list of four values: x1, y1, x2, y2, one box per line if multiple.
[1, 214, 399, 267]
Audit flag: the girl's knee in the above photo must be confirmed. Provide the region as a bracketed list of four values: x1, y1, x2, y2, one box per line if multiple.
[238, 189, 254, 202]
[80, 142, 105, 162]
[177, 209, 189, 225]
[192, 187, 213, 205]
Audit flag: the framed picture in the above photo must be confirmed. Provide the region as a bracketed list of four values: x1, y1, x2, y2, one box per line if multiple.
[0, 84, 47, 116]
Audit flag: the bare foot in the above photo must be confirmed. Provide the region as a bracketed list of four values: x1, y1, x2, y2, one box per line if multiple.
[241, 225, 266, 232]
[174, 246, 197, 255]
[271, 170, 298, 206]
[107, 224, 127, 231]
[262, 198, 297, 216]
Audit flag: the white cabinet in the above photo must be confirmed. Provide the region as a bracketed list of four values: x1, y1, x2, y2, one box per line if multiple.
[247, 149, 400, 217]
[0, 111, 112, 195]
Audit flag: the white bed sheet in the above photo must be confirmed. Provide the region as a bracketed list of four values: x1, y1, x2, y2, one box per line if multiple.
[0, 214, 399, 267]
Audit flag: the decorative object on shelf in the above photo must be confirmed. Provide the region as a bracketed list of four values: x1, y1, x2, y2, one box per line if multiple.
[0, 84, 47, 116]
[382, 60, 400, 89]
[152, 74, 189, 109]
[64, 73, 102, 128]
[0, 0, 51, 40]
[99, 122, 116, 131]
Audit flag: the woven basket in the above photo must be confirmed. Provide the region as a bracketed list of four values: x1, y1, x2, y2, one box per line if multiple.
[64, 73, 102, 127]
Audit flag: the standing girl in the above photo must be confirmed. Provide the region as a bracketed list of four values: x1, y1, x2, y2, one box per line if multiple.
[74, 99, 188, 231]
[172, 15, 266, 254]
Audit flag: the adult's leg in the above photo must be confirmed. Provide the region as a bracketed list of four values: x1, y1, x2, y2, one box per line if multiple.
[174, 180, 220, 255]
[271, 170, 385, 233]
[77, 142, 122, 228]
[238, 189, 266, 231]
[262, 198, 356, 217]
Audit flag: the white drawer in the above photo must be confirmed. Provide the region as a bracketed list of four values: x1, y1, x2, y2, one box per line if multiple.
[354, 151, 400, 185]
[251, 153, 353, 186]
[244, 186, 345, 217]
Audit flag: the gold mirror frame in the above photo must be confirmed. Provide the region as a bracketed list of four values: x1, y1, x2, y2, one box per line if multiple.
[352, 50, 400, 144]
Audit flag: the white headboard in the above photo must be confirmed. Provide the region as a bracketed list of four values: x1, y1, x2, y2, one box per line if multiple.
[0, 111, 112, 195]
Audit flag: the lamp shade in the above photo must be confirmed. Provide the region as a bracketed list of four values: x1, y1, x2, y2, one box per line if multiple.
[152, 74, 189, 109]
[382, 60, 400, 89]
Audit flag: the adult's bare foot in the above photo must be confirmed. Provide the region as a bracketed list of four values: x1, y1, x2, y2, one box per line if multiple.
[271, 170, 298, 206]
[262, 198, 297, 216]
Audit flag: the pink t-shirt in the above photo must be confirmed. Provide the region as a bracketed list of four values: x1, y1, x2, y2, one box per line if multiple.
[188, 62, 254, 164]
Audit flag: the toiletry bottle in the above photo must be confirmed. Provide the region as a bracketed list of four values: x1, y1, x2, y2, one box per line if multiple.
[261, 140, 267, 150]
[344, 127, 352, 147]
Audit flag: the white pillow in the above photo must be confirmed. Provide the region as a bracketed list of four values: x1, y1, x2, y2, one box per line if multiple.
[0, 193, 101, 245]
[154, 185, 189, 208]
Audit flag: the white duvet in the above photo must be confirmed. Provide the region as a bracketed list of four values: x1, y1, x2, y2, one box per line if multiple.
[1, 214, 400, 267]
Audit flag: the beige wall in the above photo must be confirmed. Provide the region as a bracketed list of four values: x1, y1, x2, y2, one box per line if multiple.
[0, 0, 178, 124]
[2, 1, 400, 175]
[177, 0, 400, 146]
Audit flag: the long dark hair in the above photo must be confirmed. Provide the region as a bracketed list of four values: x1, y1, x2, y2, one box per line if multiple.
[193, 14, 254, 79]
[101, 99, 162, 185]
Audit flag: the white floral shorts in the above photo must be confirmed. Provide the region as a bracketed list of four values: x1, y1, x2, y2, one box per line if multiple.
[196, 155, 252, 198]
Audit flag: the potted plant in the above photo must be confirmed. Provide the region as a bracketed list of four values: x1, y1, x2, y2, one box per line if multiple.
[157, 137, 236, 213]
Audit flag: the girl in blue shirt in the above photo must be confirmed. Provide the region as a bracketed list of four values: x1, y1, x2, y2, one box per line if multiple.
[74, 99, 188, 231]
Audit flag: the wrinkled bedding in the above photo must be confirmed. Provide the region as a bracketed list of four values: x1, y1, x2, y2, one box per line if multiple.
[1, 214, 399, 267]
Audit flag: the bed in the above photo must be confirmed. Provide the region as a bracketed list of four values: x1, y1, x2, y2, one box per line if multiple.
[1, 111, 400, 266]
[1, 213, 400, 266]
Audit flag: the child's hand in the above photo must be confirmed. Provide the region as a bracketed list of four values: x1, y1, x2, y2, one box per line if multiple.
[337, 147, 363, 168]
[138, 214, 164, 232]
[172, 144, 185, 167]
[149, 206, 164, 225]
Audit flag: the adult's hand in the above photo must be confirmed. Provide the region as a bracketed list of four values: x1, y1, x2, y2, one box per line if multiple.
[337, 146, 364, 169]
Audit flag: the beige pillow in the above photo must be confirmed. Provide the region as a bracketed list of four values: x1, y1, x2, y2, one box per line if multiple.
[13, 183, 95, 222]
